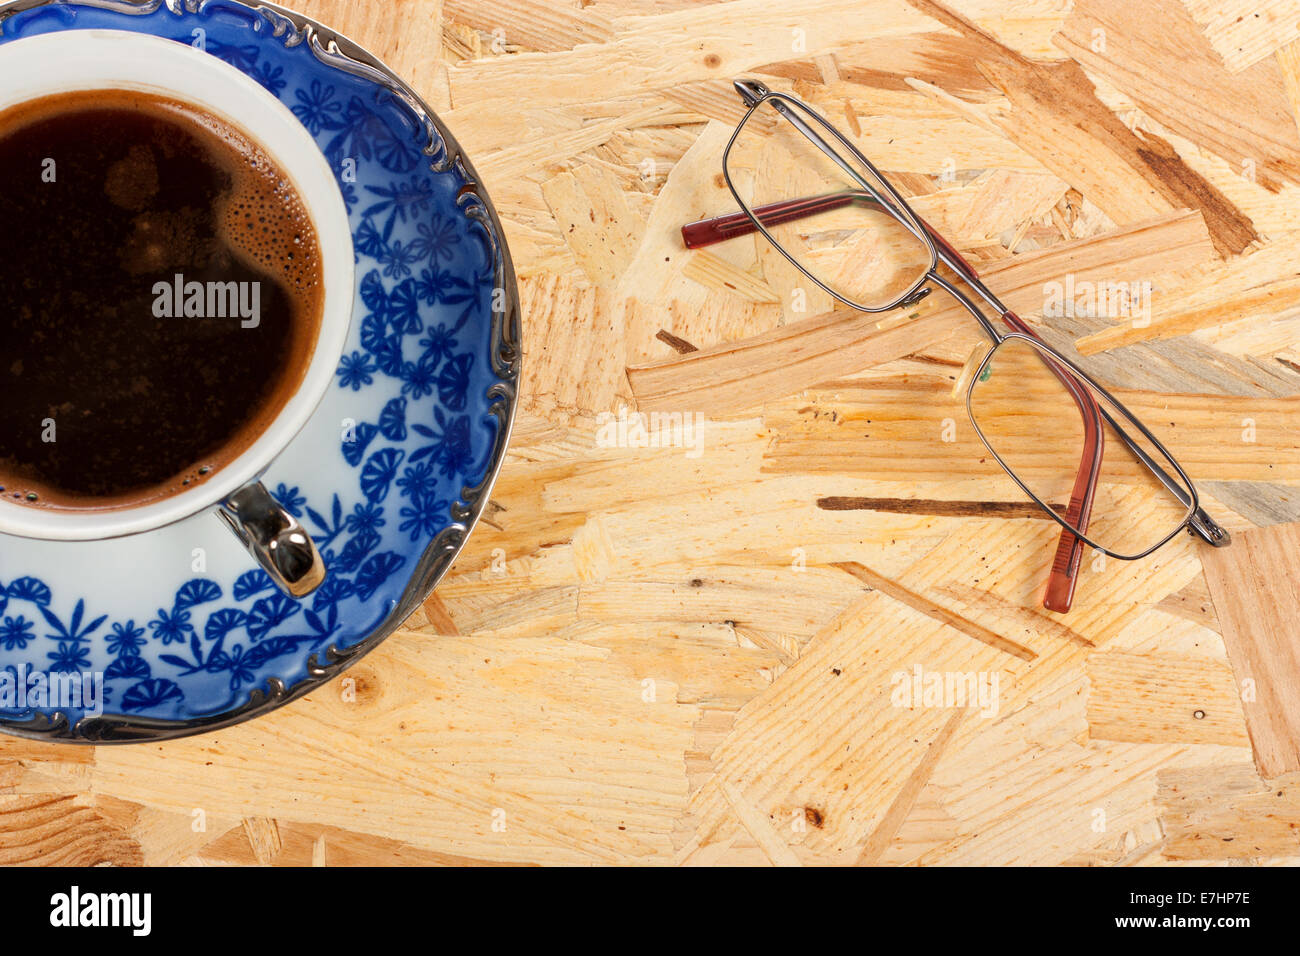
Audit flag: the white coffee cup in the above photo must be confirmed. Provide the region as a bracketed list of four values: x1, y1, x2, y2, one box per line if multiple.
[0, 30, 355, 595]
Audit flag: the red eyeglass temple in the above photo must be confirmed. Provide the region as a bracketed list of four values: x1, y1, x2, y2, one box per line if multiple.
[681, 197, 1103, 613]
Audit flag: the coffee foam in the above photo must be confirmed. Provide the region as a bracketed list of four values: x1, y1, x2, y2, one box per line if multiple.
[151, 98, 323, 304]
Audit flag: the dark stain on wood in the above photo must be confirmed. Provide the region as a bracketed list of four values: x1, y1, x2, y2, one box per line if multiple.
[1132, 129, 1261, 257]
[656, 329, 699, 354]
[818, 496, 1064, 518]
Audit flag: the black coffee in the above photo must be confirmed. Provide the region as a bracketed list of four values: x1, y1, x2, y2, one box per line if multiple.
[0, 89, 323, 510]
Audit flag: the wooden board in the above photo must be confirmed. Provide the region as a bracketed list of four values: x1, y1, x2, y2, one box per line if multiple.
[1202, 524, 1300, 779]
[3, 0, 1300, 867]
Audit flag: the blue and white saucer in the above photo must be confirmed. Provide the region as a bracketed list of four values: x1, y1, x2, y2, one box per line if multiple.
[0, 0, 519, 741]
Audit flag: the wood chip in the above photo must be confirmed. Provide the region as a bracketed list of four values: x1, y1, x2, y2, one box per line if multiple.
[1202, 523, 1300, 778]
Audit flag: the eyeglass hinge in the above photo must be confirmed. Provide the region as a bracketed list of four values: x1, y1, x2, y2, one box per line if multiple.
[734, 79, 770, 107]
[1189, 509, 1232, 548]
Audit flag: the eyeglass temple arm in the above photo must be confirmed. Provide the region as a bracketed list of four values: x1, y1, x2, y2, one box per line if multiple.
[682, 194, 867, 249]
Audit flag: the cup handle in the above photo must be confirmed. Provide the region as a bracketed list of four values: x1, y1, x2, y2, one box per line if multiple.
[218, 481, 326, 598]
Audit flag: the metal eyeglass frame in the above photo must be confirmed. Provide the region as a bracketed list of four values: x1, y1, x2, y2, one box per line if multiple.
[681, 79, 1230, 613]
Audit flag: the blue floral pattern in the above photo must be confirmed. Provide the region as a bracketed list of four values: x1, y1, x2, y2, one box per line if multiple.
[0, 0, 511, 733]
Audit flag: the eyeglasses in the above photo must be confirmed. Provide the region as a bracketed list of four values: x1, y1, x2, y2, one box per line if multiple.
[681, 80, 1231, 614]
